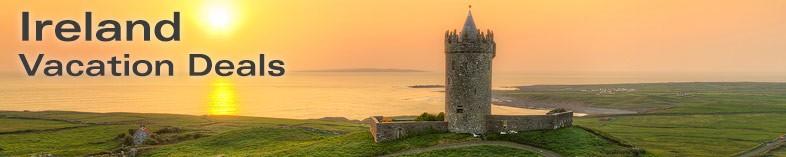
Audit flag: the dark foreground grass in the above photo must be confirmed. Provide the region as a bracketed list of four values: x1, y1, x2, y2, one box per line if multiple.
[487, 126, 649, 156]
[397, 145, 540, 157]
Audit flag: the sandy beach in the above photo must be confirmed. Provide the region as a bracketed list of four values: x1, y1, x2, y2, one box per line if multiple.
[492, 94, 619, 115]
[491, 105, 587, 117]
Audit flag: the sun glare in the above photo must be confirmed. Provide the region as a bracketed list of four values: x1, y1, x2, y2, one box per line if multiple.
[208, 8, 230, 27]
[201, 0, 239, 33]
[208, 78, 238, 116]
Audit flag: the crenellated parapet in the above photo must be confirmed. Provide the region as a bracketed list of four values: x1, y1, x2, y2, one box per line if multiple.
[445, 29, 496, 57]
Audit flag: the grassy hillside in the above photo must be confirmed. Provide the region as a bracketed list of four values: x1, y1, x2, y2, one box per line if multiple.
[0, 111, 639, 156]
[142, 126, 643, 156]
[0, 118, 87, 133]
[575, 113, 786, 156]
[397, 145, 540, 157]
[499, 82, 786, 156]
[487, 126, 649, 156]
[0, 111, 366, 156]
[143, 128, 339, 156]
[271, 131, 475, 156]
[0, 110, 365, 133]
[0, 124, 137, 156]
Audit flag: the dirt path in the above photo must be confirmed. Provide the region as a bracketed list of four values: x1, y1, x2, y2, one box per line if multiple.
[379, 141, 561, 157]
[738, 136, 786, 157]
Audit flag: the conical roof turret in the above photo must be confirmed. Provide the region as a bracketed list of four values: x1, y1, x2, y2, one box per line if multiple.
[461, 10, 478, 40]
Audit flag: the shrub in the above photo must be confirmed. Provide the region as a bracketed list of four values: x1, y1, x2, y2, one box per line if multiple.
[155, 127, 183, 134]
[414, 112, 436, 121]
[415, 112, 445, 121]
[121, 135, 134, 146]
[117, 133, 126, 139]
[151, 134, 162, 141]
[128, 129, 136, 136]
[548, 108, 567, 114]
[380, 118, 393, 122]
[142, 137, 160, 145]
[156, 133, 207, 144]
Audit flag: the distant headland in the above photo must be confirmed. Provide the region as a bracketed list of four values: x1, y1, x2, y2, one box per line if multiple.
[297, 68, 428, 72]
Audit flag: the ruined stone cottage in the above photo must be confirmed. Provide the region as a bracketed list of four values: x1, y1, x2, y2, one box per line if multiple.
[133, 125, 154, 146]
[370, 7, 573, 142]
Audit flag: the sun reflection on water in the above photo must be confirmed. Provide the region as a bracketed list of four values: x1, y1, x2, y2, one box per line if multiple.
[208, 78, 237, 115]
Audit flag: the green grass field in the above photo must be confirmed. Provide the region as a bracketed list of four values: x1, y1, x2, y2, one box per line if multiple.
[0, 111, 365, 134]
[4, 82, 781, 156]
[0, 111, 366, 156]
[397, 145, 540, 157]
[763, 143, 786, 156]
[487, 126, 650, 156]
[269, 130, 477, 156]
[143, 126, 641, 156]
[0, 124, 138, 156]
[0, 118, 87, 133]
[0, 111, 637, 156]
[499, 82, 786, 156]
[143, 127, 340, 156]
[503, 82, 786, 113]
[575, 114, 786, 156]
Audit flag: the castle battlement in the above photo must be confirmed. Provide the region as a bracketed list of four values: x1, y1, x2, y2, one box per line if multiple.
[445, 29, 496, 55]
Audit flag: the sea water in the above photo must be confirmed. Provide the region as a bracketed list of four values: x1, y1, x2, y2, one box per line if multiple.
[1, 71, 784, 120]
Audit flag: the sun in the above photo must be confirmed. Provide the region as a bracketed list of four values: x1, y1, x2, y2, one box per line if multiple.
[200, 0, 240, 33]
[208, 8, 230, 27]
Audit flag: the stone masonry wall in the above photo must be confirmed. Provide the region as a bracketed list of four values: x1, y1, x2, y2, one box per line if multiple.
[445, 28, 495, 135]
[370, 116, 448, 142]
[486, 112, 573, 133]
[551, 111, 574, 128]
[445, 52, 494, 134]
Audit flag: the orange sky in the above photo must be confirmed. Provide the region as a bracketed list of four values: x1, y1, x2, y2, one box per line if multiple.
[2, 0, 786, 75]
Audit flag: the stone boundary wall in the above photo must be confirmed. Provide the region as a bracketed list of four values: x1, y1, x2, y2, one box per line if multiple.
[370, 116, 448, 142]
[486, 112, 573, 133]
[370, 112, 572, 142]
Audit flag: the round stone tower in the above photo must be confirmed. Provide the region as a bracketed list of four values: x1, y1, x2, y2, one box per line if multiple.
[444, 9, 495, 134]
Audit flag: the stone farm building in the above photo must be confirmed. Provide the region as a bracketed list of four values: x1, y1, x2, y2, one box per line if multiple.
[370, 8, 573, 142]
[133, 125, 154, 146]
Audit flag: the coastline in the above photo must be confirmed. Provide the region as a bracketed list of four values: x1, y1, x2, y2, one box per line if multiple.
[492, 94, 633, 115]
